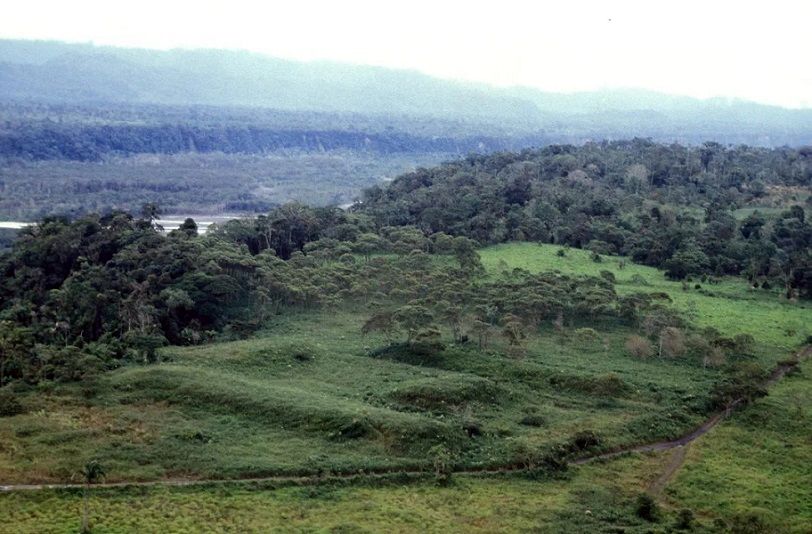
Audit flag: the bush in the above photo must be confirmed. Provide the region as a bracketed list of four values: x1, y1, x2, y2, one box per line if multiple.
[428, 444, 453, 486]
[674, 508, 694, 530]
[0, 390, 24, 417]
[549, 372, 629, 397]
[519, 414, 546, 427]
[728, 510, 774, 533]
[625, 335, 654, 359]
[708, 362, 768, 410]
[733, 333, 755, 355]
[626, 408, 693, 442]
[462, 419, 483, 438]
[630, 274, 650, 286]
[599, 270, 616, 283]
[388, 376, 499, 411]
[634, 493, 659, 522]
[660, 327, 687, 358]
[568, 430, 602, 452]
[574, 327, 600, 344]
[331, 417, 376, 440]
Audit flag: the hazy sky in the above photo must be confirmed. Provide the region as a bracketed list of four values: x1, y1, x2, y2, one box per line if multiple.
[2, 0, 810, 108]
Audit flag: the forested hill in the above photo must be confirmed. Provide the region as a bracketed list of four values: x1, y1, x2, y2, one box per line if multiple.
[359, 140, 812, 294]
[0, 40, 537, 122]
[0, 139, 809, 386]
[2, 39, 811, 146]
[0, 121, 544, 162]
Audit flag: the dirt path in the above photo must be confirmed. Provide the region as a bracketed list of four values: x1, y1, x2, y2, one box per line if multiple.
[647, 444, 689, 496]
[2, 346, 808, 493]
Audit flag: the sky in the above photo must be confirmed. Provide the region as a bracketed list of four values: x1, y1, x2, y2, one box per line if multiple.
[1, 0, 810, 108]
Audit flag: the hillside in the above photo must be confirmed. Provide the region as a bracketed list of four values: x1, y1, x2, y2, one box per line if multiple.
[0, 140, 810, 531]
[1, 239, 809, 531]
[2, 39, 811, 146]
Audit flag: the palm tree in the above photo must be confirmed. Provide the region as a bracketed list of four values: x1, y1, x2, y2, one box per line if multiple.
[81, 460, 105, 533]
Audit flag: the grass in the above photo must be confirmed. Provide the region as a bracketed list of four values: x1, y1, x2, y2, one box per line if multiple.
[0, 455, 687, 533]
[665, 358, 812, 532]
[0, 309, 720, 483]
[480, 242, 811, 356]
[1, 241, 809, 531]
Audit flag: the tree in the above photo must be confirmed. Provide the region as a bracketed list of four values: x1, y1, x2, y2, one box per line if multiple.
[393, 305, 434, 343]
[664, 242, 709, 280]
[451, 237, 483, 273]
[659, 327, 686, 359]
[361, 311, 396, 343]
[428, 444, 453, 486]
[469, 319, 491, 349]
[438, 303, 465, 343]
[140, 203, 163, 230]
[353, 233, 387, 260]
[501, 314, 526, 346]
[624, 335, 653, 359]
[80, 460, 105, 533]
[0, 322, 33, 385]
[177, 218, 198, 237]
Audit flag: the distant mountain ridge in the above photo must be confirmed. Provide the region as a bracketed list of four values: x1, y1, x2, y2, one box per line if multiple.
[0, 39, 810, 146]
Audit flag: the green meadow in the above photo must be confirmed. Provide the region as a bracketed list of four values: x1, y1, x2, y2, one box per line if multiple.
[1, 242, 809, 532]
[481, 243, 811, 355]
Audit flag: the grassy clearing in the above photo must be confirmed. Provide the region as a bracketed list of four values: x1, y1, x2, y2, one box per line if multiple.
[666, 359, 812, 532]
[0, 453, 683, 534]
[0, 307, 719, 483]
[481, 242, 811, 356]
[1, 241, 809, 531]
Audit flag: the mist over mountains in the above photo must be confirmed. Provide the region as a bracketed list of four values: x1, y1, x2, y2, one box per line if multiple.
[1, 39, 810, 146]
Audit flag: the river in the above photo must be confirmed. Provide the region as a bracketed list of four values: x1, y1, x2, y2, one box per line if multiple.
[0, 218, 222, 234]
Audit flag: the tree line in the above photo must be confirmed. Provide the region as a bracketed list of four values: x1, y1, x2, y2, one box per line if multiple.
[0, 122, 548, 162]
[359, 139, 811, 297]
[0, 138, 810, 387]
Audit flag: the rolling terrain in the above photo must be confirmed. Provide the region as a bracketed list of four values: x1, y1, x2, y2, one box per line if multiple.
[1, 243, 809, 532]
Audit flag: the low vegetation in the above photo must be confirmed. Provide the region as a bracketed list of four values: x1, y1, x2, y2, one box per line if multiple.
[0, 140, 809, 531]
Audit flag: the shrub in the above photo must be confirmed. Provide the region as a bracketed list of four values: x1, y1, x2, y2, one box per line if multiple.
[635, 493, 659, 522]
[519, 414, 546, 427]
[674, 508, 694, 530]
[331, 417, 376, 440]
[511, 442, 569, 478]
[703, 346, 727, 368]
[0, 390, 24, 417]
[733, 333, 756, 355]
[568, 430, 602, 452]
[556, 248, 566, 257]
[728, 510, 773, 533]
[549, 372, 629, 397]
[660, 327, 686, 358]
[574, 327, 600, 344]
[625, 335, 653, 359]
[629, 274, 650, 286]
[388, 376, 499, 411]
[626, 408, 693, 441]
[708, 362, 768, 410]
[599, 270, 616, 283]
[538, 449, 569, 475]
[428, 444, 453, 486]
